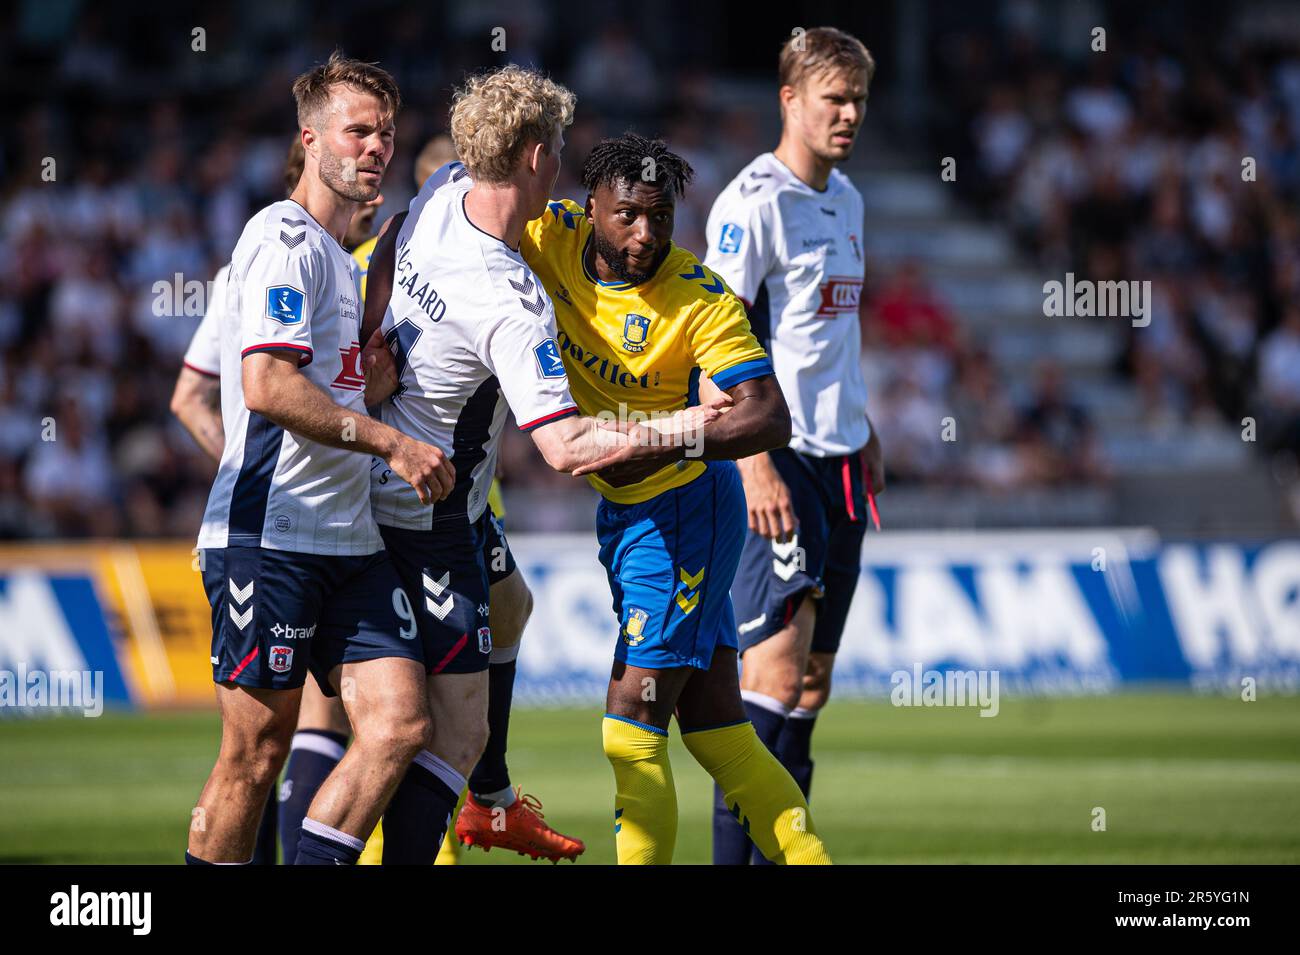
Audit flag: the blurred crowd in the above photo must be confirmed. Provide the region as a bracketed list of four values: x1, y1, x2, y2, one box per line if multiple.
[2, 4, 1296, 537]
[937, 27, 1300, 472]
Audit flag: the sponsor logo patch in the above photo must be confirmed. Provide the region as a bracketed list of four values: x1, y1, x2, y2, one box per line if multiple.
[533, 338, 566, 379]
[718, 222, 744, 254]
[266, 285, 305, 325]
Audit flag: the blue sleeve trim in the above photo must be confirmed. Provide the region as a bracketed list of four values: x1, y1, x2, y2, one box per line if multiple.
[710, 358, 773, 391]
[603, 713, 669, 737]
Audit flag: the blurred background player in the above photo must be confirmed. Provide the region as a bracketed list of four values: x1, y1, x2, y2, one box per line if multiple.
[522, 132, 830, 864]
[704, 27, 885, 864]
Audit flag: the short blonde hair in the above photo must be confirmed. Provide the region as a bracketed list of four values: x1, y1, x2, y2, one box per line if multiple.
[292, 50, 401, 129]
[449, 66, 575, 184]
[415, 134, 458, 187]
[779, 27, 875, 93]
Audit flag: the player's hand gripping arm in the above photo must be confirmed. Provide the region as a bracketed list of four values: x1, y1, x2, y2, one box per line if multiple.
[170, 368, 225, 463]
[242, 351, 454, 504]
[531, 398, 731, 475]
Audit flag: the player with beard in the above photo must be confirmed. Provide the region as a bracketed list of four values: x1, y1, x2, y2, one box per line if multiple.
[518, 133, 832, 863]
[187, 52, 455, 866]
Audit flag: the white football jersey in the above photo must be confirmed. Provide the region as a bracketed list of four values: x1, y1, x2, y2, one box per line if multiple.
[370, 162, 578, 529]
[705, 152, 870, 456]
[199, 200, 382, 556]
[181, 264, 227, 377]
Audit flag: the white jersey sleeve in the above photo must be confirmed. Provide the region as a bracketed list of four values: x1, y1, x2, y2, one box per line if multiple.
[479, 276, 578, 432]
[705, 187, 776, 308]
[238, 237, 318, 367]
[182, 264, 228, 376]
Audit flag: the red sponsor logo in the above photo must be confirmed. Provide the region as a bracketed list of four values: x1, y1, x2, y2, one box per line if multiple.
[332, 342, 365, 390]
[816, 277, 864, 317]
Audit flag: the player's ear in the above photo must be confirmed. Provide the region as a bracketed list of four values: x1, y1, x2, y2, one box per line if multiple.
[528, 140, 547, 176]
[584, 194, 594, 223]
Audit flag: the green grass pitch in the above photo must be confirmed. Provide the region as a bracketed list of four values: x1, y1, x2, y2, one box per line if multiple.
[2, 692, 1298, 863]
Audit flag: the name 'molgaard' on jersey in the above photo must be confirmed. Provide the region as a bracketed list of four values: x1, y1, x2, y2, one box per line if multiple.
[705, 152, 869, 457]
[369, 162, 578, 529]
[198, 199, 381, 556]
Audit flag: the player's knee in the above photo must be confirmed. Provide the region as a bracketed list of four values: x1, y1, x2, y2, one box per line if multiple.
[222, 732, 290, 789]
[362, 712, 429, 767]
[800, 656, 833, 710]
[491, 580, 533, 649]
[742, 664, 804, 711]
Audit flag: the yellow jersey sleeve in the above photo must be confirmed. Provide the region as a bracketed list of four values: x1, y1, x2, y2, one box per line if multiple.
[352, 235, 378, 301]
[524, 199, 586, 263]
[685, 285, 773, 391]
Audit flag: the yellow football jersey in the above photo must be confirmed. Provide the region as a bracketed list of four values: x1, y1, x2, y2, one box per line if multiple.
[352, 235, 378, 300]
[522, 199, 772, 504]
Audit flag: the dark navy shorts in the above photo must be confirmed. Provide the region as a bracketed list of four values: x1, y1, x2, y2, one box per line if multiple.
[732, 447, 867, 655]
[380, 512, 497, 676]
[202, 546, 422, 696]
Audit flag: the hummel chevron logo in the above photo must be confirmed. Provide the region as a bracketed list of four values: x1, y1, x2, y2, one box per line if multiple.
[423, 570, 454, 620]
[749, 172, 772, 179]
[675, 566, 704, 615]
[772, 536, 802, 582]
[739, 183, 761, 198]
[228, 578, 254, 630]
[508, 273, 535, 296]
[678, 264, 725, 294]
[546, 201, 582, 229]
[280, 230, 305, 249]
[281, 217, 306, 227]
[517, 289, 545, 316]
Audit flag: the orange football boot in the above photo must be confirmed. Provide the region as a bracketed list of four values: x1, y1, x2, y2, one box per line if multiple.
[455, 787, 585, 863]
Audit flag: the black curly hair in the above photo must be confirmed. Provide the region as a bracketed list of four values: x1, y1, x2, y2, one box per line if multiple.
[580, 132, 695, 199]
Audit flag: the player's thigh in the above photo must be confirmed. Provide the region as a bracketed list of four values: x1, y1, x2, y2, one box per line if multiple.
[675, 647, 746, 730]
[214, 682, 302, 767]
[336, 655, 429, 754]
[297, 674, 351, 736]
[487, 567, 532, 649]
[606, 660, 693, 730]
[739, 598, 815, 696]
[311, 551, 425, 697]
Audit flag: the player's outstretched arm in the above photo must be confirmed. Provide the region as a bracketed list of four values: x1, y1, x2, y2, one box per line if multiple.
[531, 400, 730, 476]
[170, 367, 225, 463]
[359, 211, 406, 346]
[243, 349, 455, 503]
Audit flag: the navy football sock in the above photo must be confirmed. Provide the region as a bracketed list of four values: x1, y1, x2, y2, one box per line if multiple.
[184, 851, 214, 865]
[382, 750, 465, 865]
[752, 706, 818, 865]
[279, 729, 347, 865]
[250, 787, 279, 864]
[294, 818, 364, 865]
[712, 693, 788, 865]
[469, 656, 517, 797]
[775, 707, 817, 798]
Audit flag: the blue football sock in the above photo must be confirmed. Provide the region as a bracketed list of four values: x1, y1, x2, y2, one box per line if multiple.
[382, 750, 465, 865]
[294, 818, 364, 865]
[469, 657, 516, 797]
[250, 787, 278, 864]
[184, 851, 213, 865]
[279, 729, 347, 865]
[712, 693, 788, 865]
